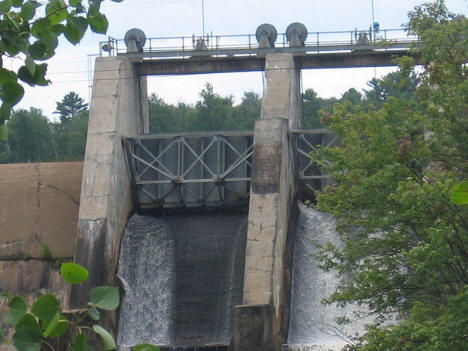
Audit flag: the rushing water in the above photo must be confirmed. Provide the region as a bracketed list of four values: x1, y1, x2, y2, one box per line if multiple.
[285, 202, 368, 351]
[117, 213, 247, 348]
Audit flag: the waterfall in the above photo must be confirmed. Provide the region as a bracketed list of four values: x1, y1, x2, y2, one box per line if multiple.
[285, 202, 368, 351]
[117, 215, 176, 347]
[117, 213, 247, 348]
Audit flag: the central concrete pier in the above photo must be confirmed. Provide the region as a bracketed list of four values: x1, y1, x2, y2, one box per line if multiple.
[234, 53, 301, 350]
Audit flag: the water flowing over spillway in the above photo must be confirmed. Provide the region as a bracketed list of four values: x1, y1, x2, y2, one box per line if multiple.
[117, 215, 175, 347]
[285, 202, 367, 351]
[117, 213, 247, 348]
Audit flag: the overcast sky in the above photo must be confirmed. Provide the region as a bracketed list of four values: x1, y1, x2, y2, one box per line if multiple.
[8, 0, 468, 119]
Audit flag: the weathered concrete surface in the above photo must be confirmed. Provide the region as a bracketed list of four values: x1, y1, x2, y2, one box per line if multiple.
[261, 53, 302, 129]
[233, 304, 274, 351]
[72, 56, 148, 316]
[0, 162, 82, 260]
[239, 53, 300, 350]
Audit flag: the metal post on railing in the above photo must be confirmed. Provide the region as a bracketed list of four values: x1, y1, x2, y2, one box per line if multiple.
[248, 34, 251, 50]
[350, 30, 353, 45]
[316, 32, 319, 52]
[182, 37, 185, 52]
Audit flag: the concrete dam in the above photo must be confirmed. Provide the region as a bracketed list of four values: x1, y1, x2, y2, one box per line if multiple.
[0, 24, 416, 351]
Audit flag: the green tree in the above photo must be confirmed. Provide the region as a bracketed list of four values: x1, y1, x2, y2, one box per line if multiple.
[4, 107, 55, 162]
[0, 0, 122, 133]
[302, 88, 336, 129]
[312, 2, 468, 350]
[188, 83, 235, 131]
[54, 91, 88, 125]
[52, 109, 88, 160]
[233, 91, 261, 130]
[148, 94, 185, 134]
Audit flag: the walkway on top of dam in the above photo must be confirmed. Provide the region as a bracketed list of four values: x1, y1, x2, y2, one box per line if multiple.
[100, 26, 420, 74]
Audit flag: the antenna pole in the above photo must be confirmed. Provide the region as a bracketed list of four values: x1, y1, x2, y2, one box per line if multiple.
[202, 0, 205, 37]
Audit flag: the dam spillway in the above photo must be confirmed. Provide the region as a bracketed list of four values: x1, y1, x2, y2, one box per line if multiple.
[117, 213, 247, 348]
[284, 203, 368, 351]
[67, 28, 410, 349]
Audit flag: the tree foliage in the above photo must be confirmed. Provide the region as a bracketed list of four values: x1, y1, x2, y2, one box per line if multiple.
[0, 0, 122, 132]
[54, 91, 87, 124]
[0, 92, 88, 163]
[312, 1, 468, 350]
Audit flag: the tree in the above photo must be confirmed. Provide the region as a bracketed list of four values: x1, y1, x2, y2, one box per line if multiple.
[52, 108, 88, 160]
[312, 2, 468, 350]
[54, 91, 88, 125]
[302, 88, 336, 129]
[0, 0, 122, 137]
[148, 93, 183, 134]
[233, 91, 261, 130]
[4, 107, 55, 162]
[189, 83, 235, 132]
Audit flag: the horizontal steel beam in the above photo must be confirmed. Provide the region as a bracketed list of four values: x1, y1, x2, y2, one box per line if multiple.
[136, 50, 419, 75]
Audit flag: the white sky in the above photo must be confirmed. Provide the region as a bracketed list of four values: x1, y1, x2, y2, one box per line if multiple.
[9, 0, 468, 120]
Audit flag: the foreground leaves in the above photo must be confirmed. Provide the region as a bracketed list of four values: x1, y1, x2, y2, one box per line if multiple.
[0, 0, 122, 125]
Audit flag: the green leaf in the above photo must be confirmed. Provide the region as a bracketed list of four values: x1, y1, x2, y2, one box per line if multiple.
[450, 181, 468, 205]
[31, 294, 60, 323]
[46, 314, 69, 338]
[89, 287, 119, 311]
[25, 55, 35, 75]
[20, 1, 39, 21]
[18, 63, 49, 86]
[134, 344, 161, 351]
[74, 333, 87, 351]
[0, 68, 17, 83]
[42, 310, 60, 337]
[0, 124, 6, 140]
[88, 12, 108, 34]
[60, 262, 89, 284]
[69, 0, 81, 6]
[64, 16, 87, 44]
[87, 306, 100, 320]
[92, 325, 116, 350]
[1, 81, 24, 105]
[29, 40, 47, 60]
[0, 103, 12, 122]
[13, 314, 42, 351]
[45, 0, 67, 25]
[0, 0, 12, 12]
[3, 296, 27, 324]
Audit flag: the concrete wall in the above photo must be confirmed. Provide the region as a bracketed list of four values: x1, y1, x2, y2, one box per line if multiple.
[0, 162, 83, 351]
[72, 56, 148, 318]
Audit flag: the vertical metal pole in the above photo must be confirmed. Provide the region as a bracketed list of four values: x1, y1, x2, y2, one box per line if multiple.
[371, 0, 375, 42]
[202, 0, 205, 37]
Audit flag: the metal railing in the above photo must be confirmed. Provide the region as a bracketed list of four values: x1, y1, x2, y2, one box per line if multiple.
[123, 131, 253, 209]
[100, 28, 418, 59]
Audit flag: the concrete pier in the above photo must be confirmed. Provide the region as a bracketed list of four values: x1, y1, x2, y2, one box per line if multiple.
[235, 53, 301, 350]
[71, 57, 148, 312]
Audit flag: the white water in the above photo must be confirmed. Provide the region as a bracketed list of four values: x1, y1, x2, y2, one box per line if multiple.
[117, 213, 247, 348]
[117, 215, 175, 347]
[285, 202, 369, 351]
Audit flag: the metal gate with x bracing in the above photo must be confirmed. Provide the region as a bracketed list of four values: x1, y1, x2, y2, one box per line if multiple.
[123, 131, 254, 209]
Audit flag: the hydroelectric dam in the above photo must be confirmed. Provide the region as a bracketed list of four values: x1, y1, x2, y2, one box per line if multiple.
[0, 23, 418, 351]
